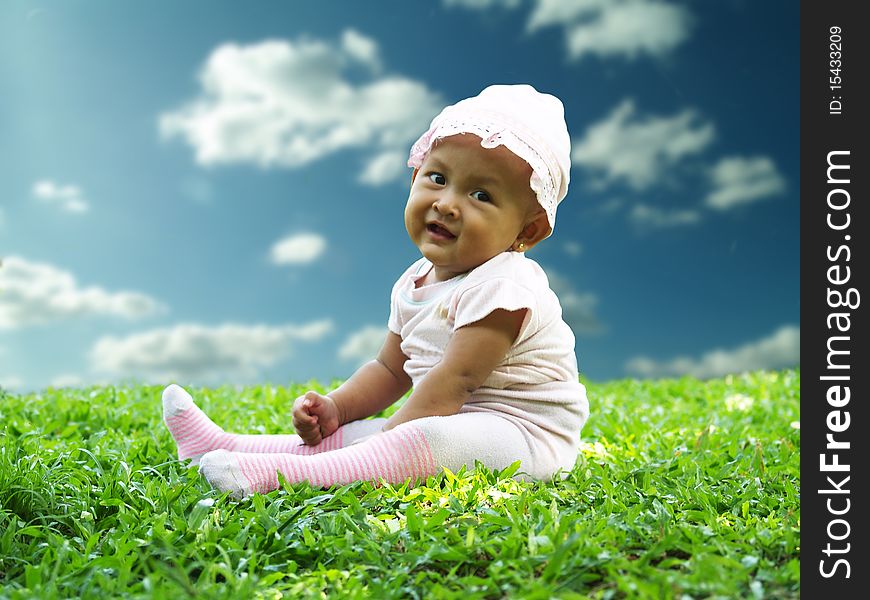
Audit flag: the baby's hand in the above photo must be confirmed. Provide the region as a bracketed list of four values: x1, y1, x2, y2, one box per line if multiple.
[292, 391, 340, 446]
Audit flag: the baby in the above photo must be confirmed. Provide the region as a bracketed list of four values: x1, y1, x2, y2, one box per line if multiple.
[163, 84, 589, 498]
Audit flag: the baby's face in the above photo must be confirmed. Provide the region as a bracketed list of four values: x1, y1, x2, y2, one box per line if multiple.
[404, 134, 538, 281]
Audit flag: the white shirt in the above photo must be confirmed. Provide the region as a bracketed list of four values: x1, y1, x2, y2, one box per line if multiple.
[387, 252, 589, 458]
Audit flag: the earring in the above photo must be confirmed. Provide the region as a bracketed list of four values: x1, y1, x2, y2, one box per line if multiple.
[517, 242, 526, 251]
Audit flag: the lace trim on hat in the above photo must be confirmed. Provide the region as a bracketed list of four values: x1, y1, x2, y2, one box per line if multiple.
[408, 117, 559, 230]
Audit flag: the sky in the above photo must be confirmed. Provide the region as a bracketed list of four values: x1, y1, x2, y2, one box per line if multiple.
[0, 0, 799, 393]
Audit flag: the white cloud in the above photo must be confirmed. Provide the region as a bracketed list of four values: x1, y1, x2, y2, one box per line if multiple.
[527, 0, 693, 61]
[90, 321, 334, 384]
[706, 156, 786, 211]
[159, 31, 442, 185]
[0, 256, 165, 330]
[629, 203, 701, 228]
[447, 0, 692, 61]
[32, 180, 89, 213]
[563, 241, 584, 257]
[50, 374, 85, 389]
[359, 151, 408, 186]
[338, 325, 388, 366]
[270, 233, 327, 265]
[543, 269, 603, 335]
[625, 325, 800, 379]
[340, 29, 382, 72]
[0, 375, 24, 392]
[573, 99, 714, 191]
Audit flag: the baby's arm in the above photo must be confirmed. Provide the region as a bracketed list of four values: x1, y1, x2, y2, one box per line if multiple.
[383, 308, 525, 430]
[292, 332, 410, 445]
[329, 331, 412, 425]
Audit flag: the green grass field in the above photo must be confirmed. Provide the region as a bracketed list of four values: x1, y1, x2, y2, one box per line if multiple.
[0, 370, 800, 599]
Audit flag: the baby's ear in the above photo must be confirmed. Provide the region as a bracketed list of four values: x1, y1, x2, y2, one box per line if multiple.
[516, 211, 551, 251]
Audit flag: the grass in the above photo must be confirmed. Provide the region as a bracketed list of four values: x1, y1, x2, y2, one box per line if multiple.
[0, 370, 800, 599]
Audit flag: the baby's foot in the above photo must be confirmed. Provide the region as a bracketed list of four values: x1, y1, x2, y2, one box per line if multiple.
[199, 450, 252, 499]
[162, 384, 233, 464]
[198, 425, 437, 499]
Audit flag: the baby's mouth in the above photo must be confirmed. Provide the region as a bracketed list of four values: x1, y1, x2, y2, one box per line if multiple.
[426, 223, 456, 239]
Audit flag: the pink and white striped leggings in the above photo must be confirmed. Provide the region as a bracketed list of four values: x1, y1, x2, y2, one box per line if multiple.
[224, 411, 555, 494]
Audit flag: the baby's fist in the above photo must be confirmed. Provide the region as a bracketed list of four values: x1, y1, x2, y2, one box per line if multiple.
[292, 391, 340, 446]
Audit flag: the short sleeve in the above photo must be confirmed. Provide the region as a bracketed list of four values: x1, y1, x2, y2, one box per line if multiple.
[387, 274, 404, 335]
[452, 277, 536, 334]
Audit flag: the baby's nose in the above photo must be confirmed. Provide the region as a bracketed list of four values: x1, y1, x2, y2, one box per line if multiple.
[433, 193, 461, 217]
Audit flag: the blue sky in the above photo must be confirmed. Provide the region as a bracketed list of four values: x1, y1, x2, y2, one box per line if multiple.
[0, 0, 799, 392]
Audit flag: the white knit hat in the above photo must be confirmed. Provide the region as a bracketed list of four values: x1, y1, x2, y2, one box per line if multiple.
[407, 84, 571, 233]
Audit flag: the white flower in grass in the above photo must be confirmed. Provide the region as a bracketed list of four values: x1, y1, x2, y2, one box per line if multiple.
[578, 440, 610, 459]
[382, 517, 402, 534]
[725, 393, 754, 412]
[790, 421, 800, 430]
[486, 489, 513, 502]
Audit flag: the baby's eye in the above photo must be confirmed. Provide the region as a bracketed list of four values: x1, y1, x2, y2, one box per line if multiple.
[427, 172, 446, 185]
[471, 190, 492, 203]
